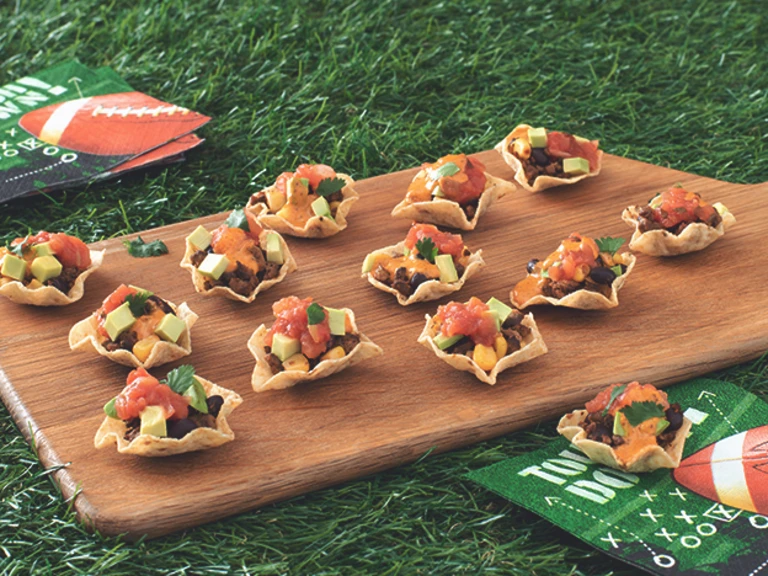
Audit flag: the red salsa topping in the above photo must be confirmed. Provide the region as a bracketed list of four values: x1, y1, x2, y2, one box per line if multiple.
[435, 297, 498, 346]
[546, 132, 600, 172]
[114, 367, 189, 421]
[406, 154, 487, 205]
[265, 296, 332, 359]
[585, 381, 669, 416]
[649, 187, 717, 229]
[11, 231, 91, 270]
[275, 164, 337, 195]
[404, 223, 464, 260]
[541, 233, 599, 282]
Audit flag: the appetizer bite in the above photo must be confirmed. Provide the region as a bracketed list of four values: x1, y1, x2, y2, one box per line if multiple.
[69, 284, 197, 368]
[246, 164, 358, 238]
[557, 381, 692, 472]
[417, 296, 547, 385]
[622, 185, 736, 256]
[248, 296, 383, 392]
[362, 223, 485, 305]
[0, 231, 104, 306]
[180, 209, 297, 303]
[511, 234, 636, 310]
[95, 365, 242, 457]
[495, 124, 602, 192]
[391, 154, 513, 230]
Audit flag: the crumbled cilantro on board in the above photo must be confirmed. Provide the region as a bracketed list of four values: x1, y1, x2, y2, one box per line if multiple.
[124, 236, 169, 258]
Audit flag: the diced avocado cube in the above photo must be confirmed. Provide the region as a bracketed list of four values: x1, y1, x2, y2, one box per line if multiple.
[528, 127, 548, 148]
[326, 307, 346, 336]
[188, 225, 212, 250]
[198, 253, 229, 280]
[154, 313, 186, 343]
[486, 297, 513, 330]
[33, 242, 54, 257]
[403, 248, 410, 258]
[139, 405, 167, 438]
[266, 232, 284, 265]
[1, 254, 27, 281]
[563, 157, 590, 175]
[655, 419, 670, 435]
[299, 177, 310, 187]
[613, 412, 626, 437]
[435, 254, 459, 283]
[30, 255, 62, 283]
[432, 185, 445, 198]
[105, 301, 136, 341]
[128, 284, 152, 295]
[103, 397, 118, 419]
[362, 253, 378, 274]
[272, 333, 301, 362]
[311, 196, 332, 219]
[184, 380, 208, 414]
[434, 333, 464, 351]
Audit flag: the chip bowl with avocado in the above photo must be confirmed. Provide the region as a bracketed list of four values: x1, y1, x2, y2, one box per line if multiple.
[391, 154, 513, 230]
[95, 365, 242, 457]
[180, 208, 297, 303]
[69, 284, 198, 369]
[362, 223, 485, 305]
[247, 296, 383, 392]
[417, 296, 547, 385]
[246, 163, 359, 238]
[0, 230, 104, 306]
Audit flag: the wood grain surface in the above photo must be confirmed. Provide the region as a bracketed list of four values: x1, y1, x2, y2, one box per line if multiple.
[1, 150, 765, 539]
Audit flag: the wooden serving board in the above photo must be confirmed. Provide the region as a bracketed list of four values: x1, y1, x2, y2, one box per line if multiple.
[1, 150, 766, 539]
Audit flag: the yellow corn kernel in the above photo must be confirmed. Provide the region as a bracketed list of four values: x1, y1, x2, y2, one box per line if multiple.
[494, 334, 508, 359]
[512, 138, 531, 160]
[321, 346, 346, 361]
[133, 335, 160, 363]
[611, 252, 624, 266]
[283, 353, 310, 372]
[27, 279, 44, 290]
[600, 252, 615, 267]
[473, 343, 498, 371]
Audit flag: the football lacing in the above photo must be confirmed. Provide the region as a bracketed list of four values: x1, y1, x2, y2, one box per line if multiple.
[91, 104, 192, 118]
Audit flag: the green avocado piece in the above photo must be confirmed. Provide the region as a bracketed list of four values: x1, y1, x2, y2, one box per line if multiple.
[655, 419, 670, 435]
[105, 301, 136, 341]
[1, 254, 27, 281]
[184, 380, 209, 414]
[30, 255, 62, 283]
[528, 127, 548, 148]
[325, 307, 346, 336]
[198, 253, 229, 280]
[434, 333, 464, 351]
[103, 397, 118, 419]
[188, 225, 212, 250]
[613, 412, 626, 437]
[33, 242, 54, 257]
[435, 254, 458, 283]
[563, 157, 590, 175]
[272, 333, 301, 362]
[362, 253, 378, 274]
[139, 405, 167, 437]
[266, 232, 284, 265]
[432, 185, 445, 198]
[155, 313, 186, 343]
[311, 196, 333, 219]
[486, 297, 513, 330]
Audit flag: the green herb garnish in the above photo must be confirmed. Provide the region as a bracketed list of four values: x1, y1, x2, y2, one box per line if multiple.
[124, 236, 169, 258]
[307, 302, 326, 325]
[315, 177, 346, 198]
[430, 162, 460, 180]
[125, 291, 152, 317]
[415, 237, 439, 264]
[595, 236, 625, 255]
[602, 384, 627, 416]
[10, 236, 29, 257]
[620, 401, 666, 427]
[225, 209, 250, 231]
[103, 397, 118, 419]
[162, 365, 197, 395]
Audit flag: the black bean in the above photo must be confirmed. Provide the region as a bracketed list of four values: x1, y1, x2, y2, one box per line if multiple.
[589, 266, 617, 285]
[207, 395, 224, 418]
[666, 406, 684, 431]
[410, 273, 428, 289]
[167, 418, 198, 439]
[526, 258, 540, 274]
[531, 148, 549, 165]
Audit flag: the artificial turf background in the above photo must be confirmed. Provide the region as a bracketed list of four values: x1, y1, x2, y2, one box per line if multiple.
[1, 0, 766, 573]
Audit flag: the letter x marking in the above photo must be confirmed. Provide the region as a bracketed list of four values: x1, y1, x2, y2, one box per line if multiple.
[640, 490, 657, 502]
[600, 532, 622, 549]
[655, 528, 679, 542]
[675, 510, 697, 525]
[640, 508, 664, 523]
[668, 488, 688, 501]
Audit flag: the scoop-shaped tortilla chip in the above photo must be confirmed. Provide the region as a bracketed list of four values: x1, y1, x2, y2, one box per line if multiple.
[246, 173, 359, 238]
[557, 410, 692, 472]
[179, 229, 297, 303]
[69, 300, 198, 369]
[94, 375, 242, 457]
[0, 250, 104, 306]
[362, 241, 485, 305]
[622, 202, 736, 257]
[511, 254, 637, 310]
[495, 124, 603, 193]
[247, 308, 383, 392]
[417, 313, 548, 385]
[390, 171, 513, 231]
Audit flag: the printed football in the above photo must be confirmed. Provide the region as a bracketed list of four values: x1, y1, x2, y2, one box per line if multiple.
[18, 91, 210, 156]
[672, 425, 768, 515]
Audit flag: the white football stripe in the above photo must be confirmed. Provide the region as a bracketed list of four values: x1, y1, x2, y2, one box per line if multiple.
[39, 97, 91, 145]
[711, 431, 757, 512]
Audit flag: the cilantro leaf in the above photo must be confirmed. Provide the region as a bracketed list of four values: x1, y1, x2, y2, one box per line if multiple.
[124, 236, 169, 258]
[602, 384, 627, 416]
[620, 401, 666, 427]
[415, 237, 439, 264]
[225, 208, 250, 231]
[430, 162, 460, 180]
[10, 236, 29, 257]
[162, 365, 197, 395]
[125, 290, 152, 317]
[307, 302, 326, 325]
[315, 177, 346, 198]
[595, 236, 625, 255]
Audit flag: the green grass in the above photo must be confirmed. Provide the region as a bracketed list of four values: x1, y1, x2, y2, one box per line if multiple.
[0, 0, 766, 573]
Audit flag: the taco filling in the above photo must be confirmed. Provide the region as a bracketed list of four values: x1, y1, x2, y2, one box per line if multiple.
[511, 234, 629, 306]
[634, 186, 722, 235]
[579, 382, 685, 466]
[0, 231, 91, 293]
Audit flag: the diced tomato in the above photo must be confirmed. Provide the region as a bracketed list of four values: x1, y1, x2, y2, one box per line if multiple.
[295, 164, 337, 191]
[652, 187, 716, 228]
[585, 381, 669, 415]
[543, 233, 599, 282]
[245, 211, 263, 238]
[96, 284, 138, 338]
[546, 132, 600, 172]
[436, 297, 498, 346]
[114, 367, 189, 421]
[266, 296, 332, 359]
[11, 230, 52, 249]
[429, 154, 487, 205]
[404, 224, 464, 259]
[11, 231, 91, 269]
